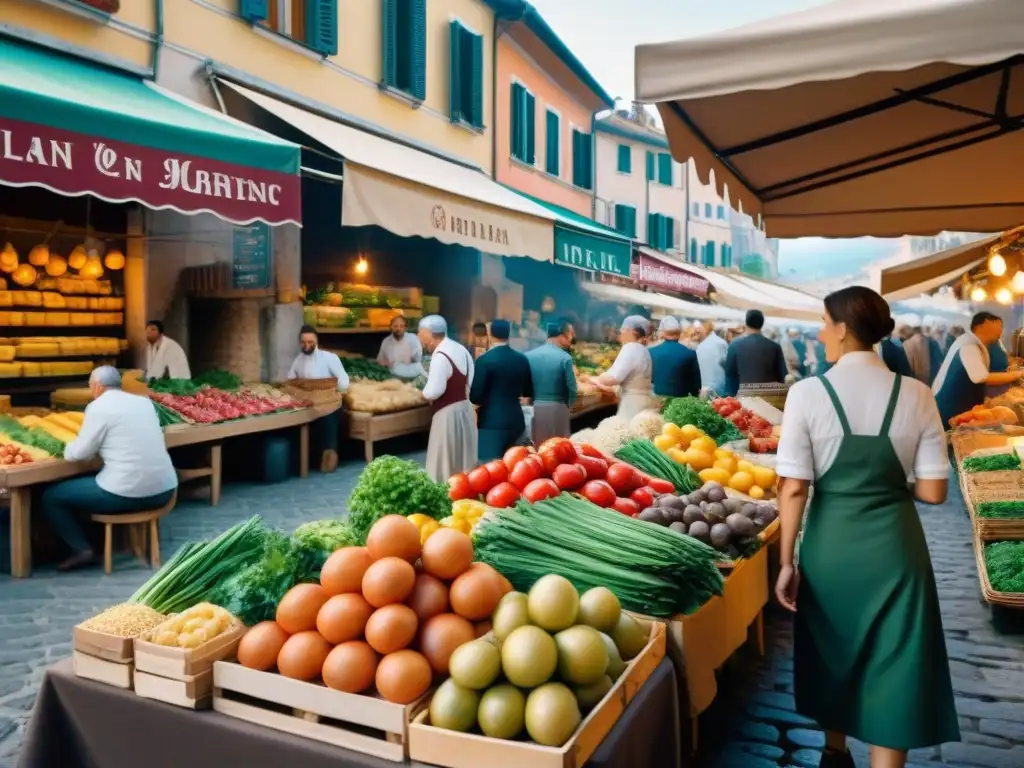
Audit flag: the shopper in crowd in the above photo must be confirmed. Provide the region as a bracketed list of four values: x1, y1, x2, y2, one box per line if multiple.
[649, 316, 702, 399]
[144, 319, 191, 380]
[934, 312, 1023, 427]
[696, 320, 728, 393]
[723, 310, 788, 396]
[899, 326, 931, 383]
[880, 333, 914, 378]
[470, 320, 533, 462]
[946, 325, 963, 352]
[288, 325, 349, 392]
[587, 315, 656, 421]
[418, 315, 477, 481]
[41, 367, 178, 572]
[788, 329, 808, 378]
[774, 286, 958, 768]
[376, 315, 424, 378]
[986, 332, 1013, 399]
[780, 329, 803, 380]
[922, 325, 944, 384]
[525, 319, 577, 445]
[469, 321, 491, 360]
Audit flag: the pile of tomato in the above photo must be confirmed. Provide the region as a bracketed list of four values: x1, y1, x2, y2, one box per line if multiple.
[447, 438, 674, 517]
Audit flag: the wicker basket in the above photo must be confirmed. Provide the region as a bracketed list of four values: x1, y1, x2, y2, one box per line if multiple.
[968, 487, 1024, 540]
[737, 383, 790, 410]
[965, 469, 1024, 495]
[951, 429, 1011, 465]
[285, 377, 339, 392]
[973, 536, 1024, 607]
[280, 382, 341, 406]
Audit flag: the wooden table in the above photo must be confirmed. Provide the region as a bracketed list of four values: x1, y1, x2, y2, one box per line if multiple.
[345, 406, 433, 463]
[3, 403, 340, 578]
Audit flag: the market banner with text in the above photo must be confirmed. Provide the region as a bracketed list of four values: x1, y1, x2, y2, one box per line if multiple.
[631, 251, 710, 297]
[0, 116, 301, 227]
[554, 226, 631, 277]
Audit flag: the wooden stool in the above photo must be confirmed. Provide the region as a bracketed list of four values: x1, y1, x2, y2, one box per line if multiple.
[91, 489, 178, 575]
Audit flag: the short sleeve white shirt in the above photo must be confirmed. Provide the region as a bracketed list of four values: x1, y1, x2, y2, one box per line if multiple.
[776, 352, 948, 483]
[607, 342, 652, 386]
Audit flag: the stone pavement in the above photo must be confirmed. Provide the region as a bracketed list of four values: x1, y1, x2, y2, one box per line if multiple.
[1, 454, 1023, 767]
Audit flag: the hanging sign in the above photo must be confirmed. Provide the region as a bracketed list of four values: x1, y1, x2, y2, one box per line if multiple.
[631, 252, 710, 297]
[232, 222, 273, 290]
[554, 225, 631, 277]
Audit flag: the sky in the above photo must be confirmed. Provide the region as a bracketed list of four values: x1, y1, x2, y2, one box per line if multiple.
[526, 0, 892, 279]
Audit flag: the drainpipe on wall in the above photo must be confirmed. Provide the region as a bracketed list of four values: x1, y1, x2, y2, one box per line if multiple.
[152, 0, 164, 81]
[590, 112, 597, 221]
[491, 18, 503, 180]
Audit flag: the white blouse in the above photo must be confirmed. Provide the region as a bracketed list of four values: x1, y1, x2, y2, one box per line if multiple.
[606, 342, 652, 385]
[776, 352, 948, 483]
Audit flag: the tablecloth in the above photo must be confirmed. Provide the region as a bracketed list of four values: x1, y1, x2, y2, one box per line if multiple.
[18, 657, 681, 768]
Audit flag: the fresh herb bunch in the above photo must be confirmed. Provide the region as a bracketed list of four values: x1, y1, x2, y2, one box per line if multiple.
[976, 501, 1024, 519]
[662, 397, 744, 445]
[193, 369, 243, 391]
[347, 455, 450, 543]
[962, 453, 1021, 473]
[210, 531, 309, 626]
[292, 519, 357, 554]
[985, 541, 1024, 593]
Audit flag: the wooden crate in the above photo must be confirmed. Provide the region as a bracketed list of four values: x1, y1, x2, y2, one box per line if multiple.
[72, 651, 133, 689]
[346, 406, 432, 463]
[135, 668, 213, 710]
[73, 625, 134, 663]
[212, 662, 427, 762]
[134, 622, 245, 678]
[407, 621, 666, 768]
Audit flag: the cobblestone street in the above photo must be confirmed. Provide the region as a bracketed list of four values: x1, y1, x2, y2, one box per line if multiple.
[1, 458, 1023, 767]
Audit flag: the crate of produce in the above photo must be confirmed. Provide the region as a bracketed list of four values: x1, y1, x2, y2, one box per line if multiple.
[952, 429, 1011, 465]
[72, 603, 168, 688]
[213, 660, 428, 762]
[134, 603, 245, 680]
[970, 488, 1024, 540]
[73, 650, 134, 689]
[407, 620, 665, 768]
[134, 668, 213, 710]
[965, 469, 1024, 495]
[973, 537, 1024, 608]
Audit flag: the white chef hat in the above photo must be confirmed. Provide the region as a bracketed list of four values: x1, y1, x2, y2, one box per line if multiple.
[659, 316, 681, 333]
[621, 315, 650, 336]
[419, 315, 448, 335]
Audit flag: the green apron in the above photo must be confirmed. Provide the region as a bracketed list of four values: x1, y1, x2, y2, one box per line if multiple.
[795, 375, 960, 750]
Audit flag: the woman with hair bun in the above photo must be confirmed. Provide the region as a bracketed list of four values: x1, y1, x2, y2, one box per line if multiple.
[774, 286, 959, 768]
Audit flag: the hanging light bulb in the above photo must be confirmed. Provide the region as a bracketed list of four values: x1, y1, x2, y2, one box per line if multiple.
[970, 286, 988, 302]
[995, 287, 1013, 305]
[988, 251, 1007, 276]
[354, 257, 368, 276]
[1011, 270, 1024, 294]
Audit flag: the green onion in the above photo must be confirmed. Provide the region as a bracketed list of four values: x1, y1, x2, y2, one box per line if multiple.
[615, 439, 701, 493]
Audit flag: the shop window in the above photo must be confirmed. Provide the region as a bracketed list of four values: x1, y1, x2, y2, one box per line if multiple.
[614, 205, 637, 238]
[657, 153, 672, 185]
[689, 238, 698, 263]
[382, 0, 426, 101]
[241, 0, 338, 56]
[545, 110, 560, 176]
[645, 151, 655, 181]
[704, 202, 712, 218]
[572, 129, 593, 190]
[449, 21, 484, 128]
[717, 205, 725, 220]
[617, 145, 631, 174]
[703, 240, 715, 266]
[511, 83, 536, 164]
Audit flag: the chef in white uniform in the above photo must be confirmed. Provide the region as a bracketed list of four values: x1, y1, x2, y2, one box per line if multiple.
[587, 315, 656, 421]
[287, 325, 349, 392]
[145, 320, 191, 380]
[377, 315, 425, 378]
[419, 315, 477, 481]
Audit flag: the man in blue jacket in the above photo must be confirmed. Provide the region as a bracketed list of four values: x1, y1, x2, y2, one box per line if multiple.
[470, 320, 533, 462]
[650, 316, 702, 398]
[723, 310, 788, 396]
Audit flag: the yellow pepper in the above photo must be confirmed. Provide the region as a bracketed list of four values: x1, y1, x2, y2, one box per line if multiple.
[452, 499, 485, 521]
[450, 518, 473, 535]
[419, 520, 440, 544]
[407, 513, 433, 529]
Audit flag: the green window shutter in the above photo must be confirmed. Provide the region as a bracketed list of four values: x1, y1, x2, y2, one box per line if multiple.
[240, 0, 268, 22]
[468, 31, 484, 127]
[571, 130, 581, 185]
[545, 110, 559, 175]
[525, 92, 536, 164]
[704, 240, 715, 266]
[572, 131, 592, 190]
[617, 145, 631, 174]
[510, 83, 522, 160]
[382, 0, 397, 87]
[645, 151, 655, 181]
[615, 205, 626, 234]
[664, 217, 674, 250]
[647, 213, 659, 248]
[306, 0, 339, 56]
[627, 207, 637, 238]
[410, 0, 427, 101]
[689, 238, 698, 263]
[448, 21, 463, 121]
[657, 153, 672, 185]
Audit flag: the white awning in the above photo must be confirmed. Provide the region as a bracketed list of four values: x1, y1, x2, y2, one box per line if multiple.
[634, 0, 1024, 237]
[580, 281, 741, 321]
[219, 81, 557, 260]
[870, 232, 1006, 301]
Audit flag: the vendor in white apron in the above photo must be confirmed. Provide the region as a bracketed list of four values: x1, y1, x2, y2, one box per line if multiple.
[377, 315, 425, 379]
[418, 315, 478, 482]
[588, 315, 656, 421]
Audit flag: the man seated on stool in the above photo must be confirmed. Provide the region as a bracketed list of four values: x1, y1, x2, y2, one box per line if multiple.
[41, 366, 178, 572]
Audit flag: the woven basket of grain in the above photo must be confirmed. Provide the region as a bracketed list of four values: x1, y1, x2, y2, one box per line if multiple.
[280, 379, 341, 406]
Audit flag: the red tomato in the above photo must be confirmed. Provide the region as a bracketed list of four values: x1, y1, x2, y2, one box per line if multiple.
[577, 443, 604, 459]
[551, 463, 586, 491]
[577, 455, 608, 480]
[646, 477, 675, 495]
[509, 456, 543, 490]
[448, 473, 473, 501]
[503, 445, 532, 472]
[612, 498, 640, 517]
[581, 480, 616, 508]
[537, 437, 574, 461]
[538, 448, 561, 475]
[486, 482, 521, 508]
[606, 463, 640, 495]
[468, 466, 493, 495]
[485, 460, 508, 485]
[523, 478, 560, 504]
[630, 487, 655, 509]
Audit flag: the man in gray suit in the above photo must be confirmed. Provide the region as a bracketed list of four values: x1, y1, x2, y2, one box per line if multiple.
[723, 310, 788, 396]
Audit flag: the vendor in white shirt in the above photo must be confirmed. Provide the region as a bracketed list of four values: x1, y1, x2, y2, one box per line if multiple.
[585, 315, 656, 421]
[288, 325, 350, 392]
[41, 366, 178, 572]
[377, 315, 425, 378]
[145, 320, 191, 380]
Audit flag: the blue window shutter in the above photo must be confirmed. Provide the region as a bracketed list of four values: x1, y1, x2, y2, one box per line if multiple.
[525, 93, 536, 165]
[645, 151, 655, 181]
[545, 110, 559, 175]
[382, 0, 397, 87]
[617, 145, 631, 174]
[410, 0, 427, 101]
[448, 21, 463, 121]
[689, 238, 698, 263]
[657, 153, 672, 185]
[705, 203, 712, 218]
[240, 0, 268, 22]
[305, 0, 339, 56]
[469, 31, 484, 127]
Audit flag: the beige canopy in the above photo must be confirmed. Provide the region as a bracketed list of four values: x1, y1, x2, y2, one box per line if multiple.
[634, 0, 1024, 238]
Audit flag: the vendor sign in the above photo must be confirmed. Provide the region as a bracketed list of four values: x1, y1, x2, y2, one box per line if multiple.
[631, 252, 710, 297]
[554, 225, 631, 277]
